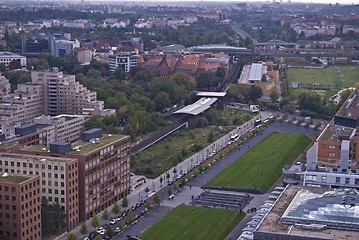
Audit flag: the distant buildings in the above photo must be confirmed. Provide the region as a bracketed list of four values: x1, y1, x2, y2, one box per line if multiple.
[139, 52, 230, 77]
[0, 52, 27, 69]
[238, 62, 279, 98]
[0, 68, 115, 136]
[109, 52, 140, 72]
[50, 39, 80, 57]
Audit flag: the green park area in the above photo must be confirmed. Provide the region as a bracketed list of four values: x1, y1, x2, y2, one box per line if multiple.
[132, 108, 257, 178]
[139, 205, 245, 240]
[205, 132, 311, 192]
[287, 65, 359, 98]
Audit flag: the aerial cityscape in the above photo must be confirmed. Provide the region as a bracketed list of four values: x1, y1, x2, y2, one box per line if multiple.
[0, 0, 358, 240]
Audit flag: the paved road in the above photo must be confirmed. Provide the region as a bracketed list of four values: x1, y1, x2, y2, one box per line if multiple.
[111, 121, 319, 240]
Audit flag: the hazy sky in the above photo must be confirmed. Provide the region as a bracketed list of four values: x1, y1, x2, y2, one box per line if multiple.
[76, 0, 358, 5]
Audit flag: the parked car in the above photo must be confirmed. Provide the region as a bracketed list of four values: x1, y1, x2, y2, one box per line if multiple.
[140, 210, 146, 216]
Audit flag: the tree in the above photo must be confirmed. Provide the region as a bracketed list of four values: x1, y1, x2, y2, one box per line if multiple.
[145, 199, 153, 210]
[94, 235, 104, 240]
[207, 132, 214, 143]
[112, 202, 121, 216]
[160, 176, 163, 186]
[127, 212, 134, 224]
[173, 182, 179, 192]
[102, 208, 110, 223]
[180, 177, 186, 187]
[154, 91, 171, 111]
[106, 225, 115, 238]
[248, 85, 263, 101]
[9, 59, 21, 70]
[117, 220, 125, 231]
[80, 222, 88, 236]
[270, 88, 280, 103]
[122, 196, 128, 209]
[91, 213, 100, 229]
[154, 194, 161, 205]
[261, 74, 267, 82]
[113, 67, 126, 80]
[67, 232, 77, 240]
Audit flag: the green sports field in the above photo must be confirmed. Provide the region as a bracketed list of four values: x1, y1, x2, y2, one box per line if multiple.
[205, 132, 311, 192]
[139, 205, 245, 240]
[288, 65, 359, 87]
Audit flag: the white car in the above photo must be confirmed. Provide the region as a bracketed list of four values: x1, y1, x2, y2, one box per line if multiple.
[97, 229, 106, 235]
[110, 219, 117, 224]
[115, 227, 120, 233]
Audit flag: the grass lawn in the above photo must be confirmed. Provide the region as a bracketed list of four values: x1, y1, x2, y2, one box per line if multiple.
[288, 65, 359, 90]
[205, 132, 311, 192]
[139, 205, 245, 240]
[290, 88, 337, 98]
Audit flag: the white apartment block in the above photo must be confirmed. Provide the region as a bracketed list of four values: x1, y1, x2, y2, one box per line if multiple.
[108, 52, 139, 72]
[0, 83, 44, 136]
[0, 52, 27, 69]
[31, 68, 115, 116]
[34, 114, 86, 144]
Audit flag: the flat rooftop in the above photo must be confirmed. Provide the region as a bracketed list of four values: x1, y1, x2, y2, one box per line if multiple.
[174, 97, 218, 116]
[248, 63, 264, 81]
[70, 134, 126, 155]
[256, 186, 359, 240]
[197, 92, 227, 98]
[317, 124, 355, 142]
[0, 173, 32, 184]
[0, 153, 73, 163]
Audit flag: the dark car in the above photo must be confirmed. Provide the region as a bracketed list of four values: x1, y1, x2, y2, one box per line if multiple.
[89, 232, 98, 239]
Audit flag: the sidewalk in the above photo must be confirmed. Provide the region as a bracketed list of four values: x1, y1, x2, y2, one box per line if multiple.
[57, 113, 270, 240]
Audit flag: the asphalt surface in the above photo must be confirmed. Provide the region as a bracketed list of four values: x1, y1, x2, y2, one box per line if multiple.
[111, 120, 319, 240]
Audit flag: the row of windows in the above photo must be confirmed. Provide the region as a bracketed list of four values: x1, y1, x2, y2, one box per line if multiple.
[0, 161, 65, 171]
[306, 175, 359, 185]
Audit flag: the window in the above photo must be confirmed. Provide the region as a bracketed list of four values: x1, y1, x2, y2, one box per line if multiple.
[345, 178, 350, 184]
[322, 175, 327, 182]
[23, 163, 26, 168]
[305, 175, 317, 182]
[355, 179, 359, 185]
[328, 152, 335, 157]
[336, 177, 341, 184]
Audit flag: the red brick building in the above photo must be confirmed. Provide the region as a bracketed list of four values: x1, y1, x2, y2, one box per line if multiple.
[0, 173, 41, 240]
[140, 53, 229, 77]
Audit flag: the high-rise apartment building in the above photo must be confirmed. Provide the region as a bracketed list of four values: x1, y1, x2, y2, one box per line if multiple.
[31, 68, 115, 117]
[0, 83, 44, 136]
[0, 173, 41, 240]
[0, 68, 115, 136]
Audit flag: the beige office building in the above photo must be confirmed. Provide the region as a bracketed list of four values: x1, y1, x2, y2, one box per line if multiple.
[0, 154, 79, 232]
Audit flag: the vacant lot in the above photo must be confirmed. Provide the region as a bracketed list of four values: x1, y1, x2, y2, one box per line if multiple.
[139, 205, 245, 240]
[205, 132, 311, 192]
[287, 65, 359, 97]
